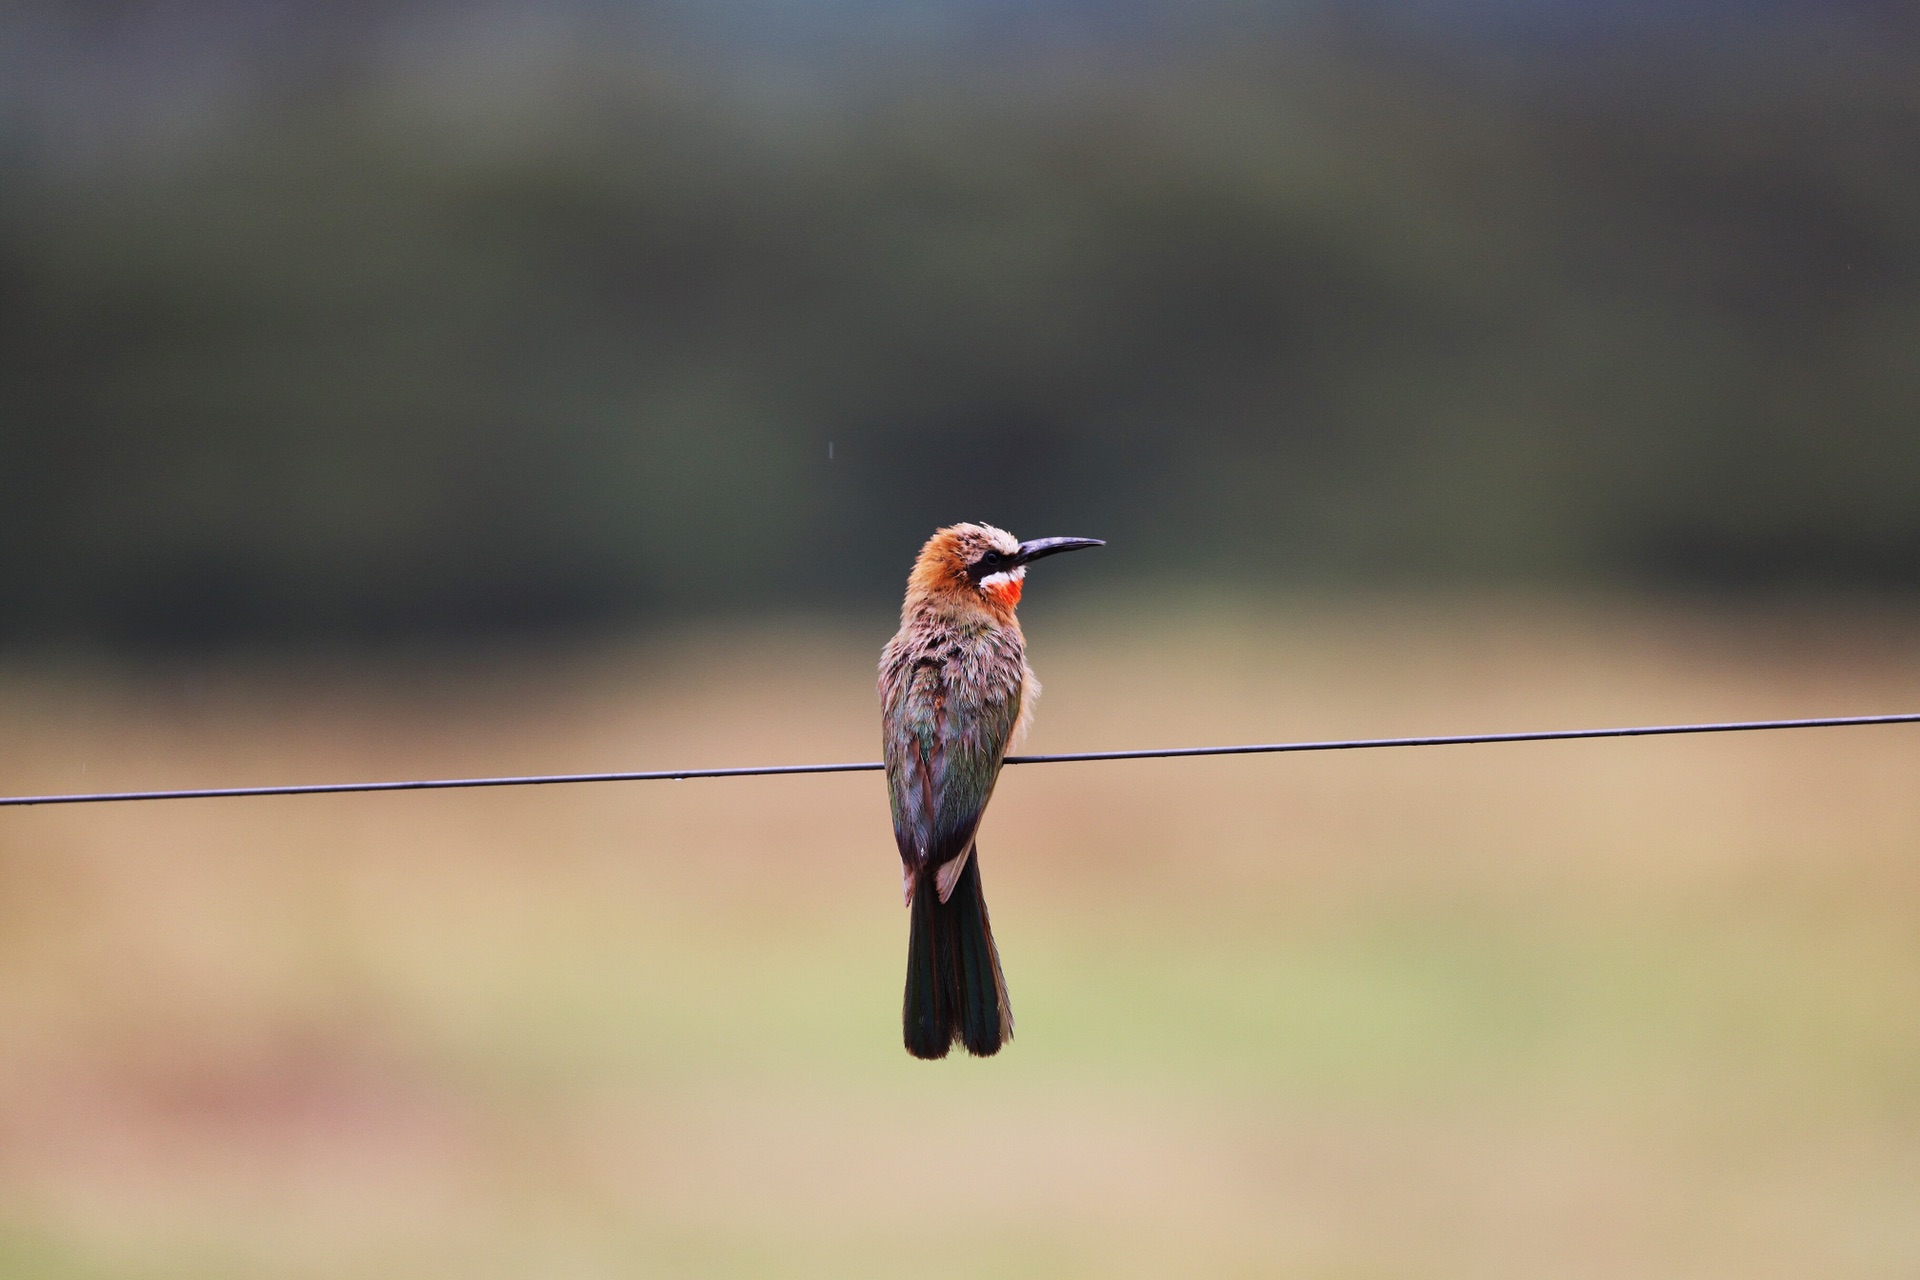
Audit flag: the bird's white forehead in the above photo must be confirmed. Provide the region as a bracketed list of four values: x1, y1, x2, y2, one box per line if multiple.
[974, 524, 1020, 555]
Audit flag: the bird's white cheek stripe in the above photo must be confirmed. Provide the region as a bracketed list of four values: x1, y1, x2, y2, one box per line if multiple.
[979, 567, 1025, 590]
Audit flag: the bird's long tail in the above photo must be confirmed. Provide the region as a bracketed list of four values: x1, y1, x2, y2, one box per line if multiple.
[904, 850, 1012, 1059]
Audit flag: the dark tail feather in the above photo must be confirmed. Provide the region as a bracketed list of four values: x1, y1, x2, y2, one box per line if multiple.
[904, 875, 948, 1059]
[903, 850, 1012, 1059]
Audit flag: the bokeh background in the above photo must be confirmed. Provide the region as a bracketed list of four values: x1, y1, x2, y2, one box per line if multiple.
[3, 2, 1920, 1276]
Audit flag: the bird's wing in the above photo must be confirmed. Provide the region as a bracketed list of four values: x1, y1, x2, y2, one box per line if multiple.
[883, 656, 1021, 877]
[884, 659, 948, 867]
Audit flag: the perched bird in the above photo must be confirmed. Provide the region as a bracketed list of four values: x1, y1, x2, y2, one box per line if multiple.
[879, 523, 1103, 1059]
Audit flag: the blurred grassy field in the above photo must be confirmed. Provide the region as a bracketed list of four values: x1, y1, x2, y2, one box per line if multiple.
[1, 596, 1918, 1279]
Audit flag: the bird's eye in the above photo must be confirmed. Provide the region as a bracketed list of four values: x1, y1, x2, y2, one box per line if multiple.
[981, 550, 1003, 567]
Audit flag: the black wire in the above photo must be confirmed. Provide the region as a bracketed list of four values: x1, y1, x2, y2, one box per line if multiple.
[3, 712, 1917, 808]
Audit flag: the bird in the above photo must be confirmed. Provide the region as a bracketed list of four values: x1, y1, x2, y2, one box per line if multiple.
[879, 522, 1104, 1059]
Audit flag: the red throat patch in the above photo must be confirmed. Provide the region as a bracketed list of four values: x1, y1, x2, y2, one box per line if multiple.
[983, 578, 1023, 609]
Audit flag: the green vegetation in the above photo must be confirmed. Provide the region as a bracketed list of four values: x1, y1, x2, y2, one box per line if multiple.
[4, 9, 1919, 647]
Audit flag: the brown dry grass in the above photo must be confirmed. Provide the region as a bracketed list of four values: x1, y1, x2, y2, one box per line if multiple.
[2, 595, 1918, 1278]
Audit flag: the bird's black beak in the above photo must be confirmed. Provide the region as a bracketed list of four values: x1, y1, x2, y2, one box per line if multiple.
[1014, 536, 1105, 565]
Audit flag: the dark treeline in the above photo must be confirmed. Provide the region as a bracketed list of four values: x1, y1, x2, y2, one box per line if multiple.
[3, 2, 1918, 648]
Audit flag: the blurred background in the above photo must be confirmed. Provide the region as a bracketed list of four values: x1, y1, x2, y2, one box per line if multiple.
[3, 1, 1920, 1276]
